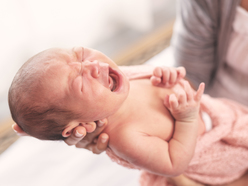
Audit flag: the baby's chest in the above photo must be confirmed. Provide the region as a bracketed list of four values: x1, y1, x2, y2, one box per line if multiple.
[128, 81, 175, 141]
[132, 101, 174, 141]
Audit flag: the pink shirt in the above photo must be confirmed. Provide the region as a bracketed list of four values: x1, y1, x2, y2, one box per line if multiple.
[226, 6, 248, 75]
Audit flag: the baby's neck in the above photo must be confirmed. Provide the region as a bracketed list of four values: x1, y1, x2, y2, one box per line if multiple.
[105, 78, 206, 136]
[107, 91, 135, 128]
[105, 78, 164, 131]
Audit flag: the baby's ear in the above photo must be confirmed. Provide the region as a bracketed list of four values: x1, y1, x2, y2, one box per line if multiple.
[62, 121, 80, 138]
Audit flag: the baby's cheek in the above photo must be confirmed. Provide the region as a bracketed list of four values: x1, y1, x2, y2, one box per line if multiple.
[72, 77, 83, 94]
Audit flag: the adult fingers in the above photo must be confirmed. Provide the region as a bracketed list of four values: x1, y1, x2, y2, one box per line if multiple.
[82, 122, 96, 133]
[74, 119, 108, 148]
[97, 133, 109, 151]
[86, 133, 109, 154]
[84, 119, 108, 142]
[64, 126, 87, 146]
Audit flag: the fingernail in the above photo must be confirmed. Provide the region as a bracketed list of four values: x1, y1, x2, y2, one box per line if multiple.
[98, 120, 105, 127]
[101, 136, 108, 143]
[75, 130, 84, 138]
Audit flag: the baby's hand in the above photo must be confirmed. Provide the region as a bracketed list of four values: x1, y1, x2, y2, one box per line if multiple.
[164, 80, 205, 123]
[150, 66, 186, 87]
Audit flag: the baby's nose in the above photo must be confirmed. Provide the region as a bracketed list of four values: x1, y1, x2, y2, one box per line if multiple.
[83, 60, 100, 78]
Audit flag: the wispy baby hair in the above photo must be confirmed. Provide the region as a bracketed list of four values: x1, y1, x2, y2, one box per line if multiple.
[8, 49, 81, 140]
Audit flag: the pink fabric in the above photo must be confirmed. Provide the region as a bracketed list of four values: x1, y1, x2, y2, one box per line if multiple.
[106, 66, 248, 185]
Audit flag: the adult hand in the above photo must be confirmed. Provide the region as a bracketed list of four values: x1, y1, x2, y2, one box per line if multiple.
[12, 119, 109, 154]
[64, 119, 109, 154]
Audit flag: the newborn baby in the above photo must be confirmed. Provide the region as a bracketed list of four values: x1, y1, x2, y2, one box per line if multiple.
[8, 47, 205, 177]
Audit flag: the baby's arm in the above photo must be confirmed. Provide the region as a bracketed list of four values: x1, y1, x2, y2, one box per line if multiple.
[165, 80, 205, 173]
[110, 80, 204, 177]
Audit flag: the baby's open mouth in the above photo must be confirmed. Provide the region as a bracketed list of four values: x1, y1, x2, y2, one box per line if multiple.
[109, 68, 118, 92]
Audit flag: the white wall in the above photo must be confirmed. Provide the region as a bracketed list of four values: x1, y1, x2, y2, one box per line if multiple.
[0, 0, 153, 120]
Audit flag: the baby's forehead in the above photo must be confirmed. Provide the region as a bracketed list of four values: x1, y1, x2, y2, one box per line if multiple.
[38, 49, 76, 73]
[35, 48, 75, 66]
[49, 48, 76, 64]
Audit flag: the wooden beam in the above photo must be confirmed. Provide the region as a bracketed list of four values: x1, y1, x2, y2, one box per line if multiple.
[113, 20, 174, 66]
[0, 118, 19, 154]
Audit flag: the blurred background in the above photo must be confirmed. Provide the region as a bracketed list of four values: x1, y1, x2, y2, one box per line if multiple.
[0, 0, 176, 123]
[0, 0, 176, 185]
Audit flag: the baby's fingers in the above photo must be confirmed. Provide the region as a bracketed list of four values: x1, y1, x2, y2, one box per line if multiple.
[153, 67, 162, 78]
[177, 67, 186, 79]
[183, 81, 193, 101]
[168, 68, 177, 84]
[194, 83, 205, 102]
[150, 76, 161, 86]
[169, 94, 179, 110]
[167, 67, 186, 85]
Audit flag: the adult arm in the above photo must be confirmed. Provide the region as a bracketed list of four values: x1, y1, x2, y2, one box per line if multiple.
[172, 0, 218, 89]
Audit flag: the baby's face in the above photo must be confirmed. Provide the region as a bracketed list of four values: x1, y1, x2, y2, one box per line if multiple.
[46, 47, 129, 122]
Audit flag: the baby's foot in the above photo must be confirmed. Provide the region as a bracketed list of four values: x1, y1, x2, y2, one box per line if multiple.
[164, 80, 205, 123]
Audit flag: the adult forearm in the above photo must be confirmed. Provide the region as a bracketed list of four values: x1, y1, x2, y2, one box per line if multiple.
[172, 0, 217, 89]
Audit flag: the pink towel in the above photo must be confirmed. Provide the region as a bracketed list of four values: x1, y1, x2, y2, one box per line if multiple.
[106, 66, 248, 185]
